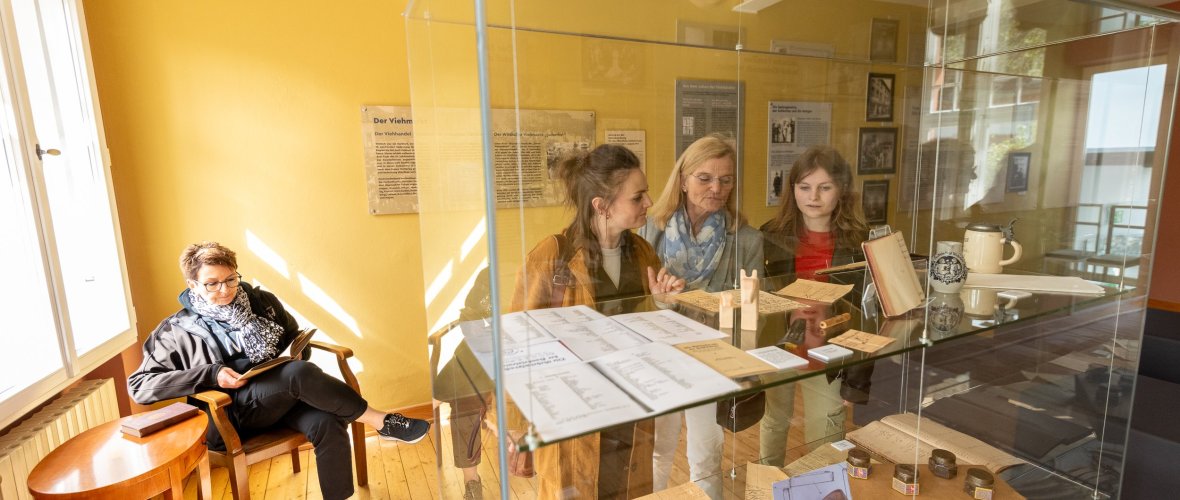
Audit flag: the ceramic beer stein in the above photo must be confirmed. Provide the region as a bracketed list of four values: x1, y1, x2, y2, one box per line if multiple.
[963, 220, 1022, 274]
[929, 241, 968, 293]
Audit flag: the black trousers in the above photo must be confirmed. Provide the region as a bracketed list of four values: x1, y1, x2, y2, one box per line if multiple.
[231, 360, 368, 500]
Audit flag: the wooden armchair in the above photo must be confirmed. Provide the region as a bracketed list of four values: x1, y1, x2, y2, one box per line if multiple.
[191, 339, 368, 500]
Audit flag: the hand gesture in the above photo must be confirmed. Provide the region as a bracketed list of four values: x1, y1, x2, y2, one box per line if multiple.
[647, 267, 686, 295]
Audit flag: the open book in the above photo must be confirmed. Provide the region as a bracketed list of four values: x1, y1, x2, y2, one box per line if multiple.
[236, 329, 316, 381]
[846, 412, 1024, 473]
[862, 232, 924, 317]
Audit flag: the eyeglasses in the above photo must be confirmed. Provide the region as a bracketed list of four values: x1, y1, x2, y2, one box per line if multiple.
[690, 173, 735, 186]
[197, 273, 242, 292]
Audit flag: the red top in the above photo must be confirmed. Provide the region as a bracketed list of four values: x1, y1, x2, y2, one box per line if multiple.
[795, 227, 835, 281]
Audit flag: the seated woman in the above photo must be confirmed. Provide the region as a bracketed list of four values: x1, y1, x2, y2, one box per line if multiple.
[511, 143, 684, 499]
[758, 146, 870, 465]
[638, 133, 762, 498]
[128, 241, 430, 500]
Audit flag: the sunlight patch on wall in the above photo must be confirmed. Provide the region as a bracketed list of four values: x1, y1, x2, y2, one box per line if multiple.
[245, 230, 290, 279]
[425, 260, 454, 307]
[298, 273, 362, 337]
[428, 258, 488, 335]
[460, 218, 487, 260]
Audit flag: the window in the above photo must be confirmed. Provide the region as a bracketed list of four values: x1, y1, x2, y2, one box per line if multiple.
[0, 0, 133, 429]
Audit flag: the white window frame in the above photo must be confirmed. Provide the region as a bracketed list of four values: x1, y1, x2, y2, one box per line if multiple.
[0, 0, 135, 429]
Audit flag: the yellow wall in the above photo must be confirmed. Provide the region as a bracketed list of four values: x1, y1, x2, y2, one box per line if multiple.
[83, 0, 924, 408]
[84, 0, 429, 409]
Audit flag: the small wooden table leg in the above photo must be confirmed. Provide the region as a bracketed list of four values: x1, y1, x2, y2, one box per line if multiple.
[166, 462, 185, 499]
[197, 453, 213, 500]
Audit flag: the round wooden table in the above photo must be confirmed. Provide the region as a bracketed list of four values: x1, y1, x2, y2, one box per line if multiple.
[27, 413, 212, 499]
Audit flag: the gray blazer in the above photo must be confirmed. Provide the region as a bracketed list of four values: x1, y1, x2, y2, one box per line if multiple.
[639, 220, 764, 293]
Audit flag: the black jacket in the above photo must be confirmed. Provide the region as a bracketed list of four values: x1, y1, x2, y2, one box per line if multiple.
[127, 283, 300, 405]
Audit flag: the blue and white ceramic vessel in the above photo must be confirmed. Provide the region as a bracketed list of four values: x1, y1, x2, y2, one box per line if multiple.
[930, 240, 967, 293]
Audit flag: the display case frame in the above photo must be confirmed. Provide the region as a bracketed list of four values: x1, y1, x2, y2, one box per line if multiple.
[406, 0, 1178, 498]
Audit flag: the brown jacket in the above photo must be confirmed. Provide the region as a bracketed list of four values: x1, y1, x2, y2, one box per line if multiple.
[510, 231, 660, 499]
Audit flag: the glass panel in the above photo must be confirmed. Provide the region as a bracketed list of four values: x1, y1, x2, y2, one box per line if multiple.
[0, 15, 65, 411]
[932, 0, 1174, 65]
[409, 0, 1174, 498]
[11, 0, 130, 355]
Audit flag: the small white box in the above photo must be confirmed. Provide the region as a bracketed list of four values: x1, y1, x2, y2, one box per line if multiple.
[807, 344, 853, 363]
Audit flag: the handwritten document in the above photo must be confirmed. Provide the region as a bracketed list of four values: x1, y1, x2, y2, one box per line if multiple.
[504, 362, 647, 441]
[548, 317, 650, 360]
[828, 329, 895, 353]
[612, 309, 728, 345]
[676, 339, 777, 378]
[847, 413, 1024, 473]
[776, 279, 854, 304]
[593, 342, 740, 413]
[745, 463, 788, 500]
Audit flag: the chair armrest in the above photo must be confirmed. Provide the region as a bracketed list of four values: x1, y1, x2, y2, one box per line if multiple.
[308, 340, 353, 359]
[191, 390, 243, 455]
[308, 340, 361, 393]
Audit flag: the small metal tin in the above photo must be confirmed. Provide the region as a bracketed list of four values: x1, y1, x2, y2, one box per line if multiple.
[928, 449, 958, 479]
[892, 464, 919, 495]
[963, 468, 994, 499]
[846, 448, 871, 479]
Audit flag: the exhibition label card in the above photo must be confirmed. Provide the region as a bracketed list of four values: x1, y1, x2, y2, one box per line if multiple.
[747, 346, 809, 371]
[592, 342, 740, 413]
[611, 309, 728, 345]
[504, 362, 647, 442]
[807, 344, 853, 363]
[547, 317, 650, 361]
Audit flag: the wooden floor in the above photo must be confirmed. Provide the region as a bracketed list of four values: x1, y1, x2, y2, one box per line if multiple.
[179, 392, 828, 500]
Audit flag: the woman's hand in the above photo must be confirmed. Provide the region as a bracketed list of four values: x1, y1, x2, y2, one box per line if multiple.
[217, 366, 248, 389]
[647, 267, 686, 295]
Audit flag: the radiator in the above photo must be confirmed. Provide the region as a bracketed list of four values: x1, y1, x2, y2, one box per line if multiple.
[0, 378, 118, 500]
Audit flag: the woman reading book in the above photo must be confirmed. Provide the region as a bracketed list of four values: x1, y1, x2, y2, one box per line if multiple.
[759, 146, 872, 465]
[511, 144, 685, 499]
[128, 241, 430, 500]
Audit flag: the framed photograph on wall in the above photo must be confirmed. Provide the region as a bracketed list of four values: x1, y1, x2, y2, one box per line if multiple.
[869, 18, 899, 62]
[862, 180, 890, 226]
[1006, 152, 1031, 193]
[866, 73, 895, 122]
[857, 127, 897, 175]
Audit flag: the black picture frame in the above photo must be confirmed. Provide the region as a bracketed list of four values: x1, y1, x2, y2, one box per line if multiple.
[869, 18, 899, 63]
[862, 180, 890, 226]
[857, 127, 898, 175]
[1006, 152, 1031, 193]
[866, 73, 895, 122]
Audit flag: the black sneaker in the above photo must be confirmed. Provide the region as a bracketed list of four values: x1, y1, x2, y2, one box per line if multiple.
[377, 413, 429, 443]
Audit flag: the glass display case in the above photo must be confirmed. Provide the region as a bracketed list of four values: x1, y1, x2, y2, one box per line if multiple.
[407, 0, 1177, 498]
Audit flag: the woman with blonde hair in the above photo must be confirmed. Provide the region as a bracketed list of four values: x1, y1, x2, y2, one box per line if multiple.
[639, 133, 762, 498]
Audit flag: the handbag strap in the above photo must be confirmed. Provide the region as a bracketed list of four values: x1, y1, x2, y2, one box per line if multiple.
[550, 234, 575, 308]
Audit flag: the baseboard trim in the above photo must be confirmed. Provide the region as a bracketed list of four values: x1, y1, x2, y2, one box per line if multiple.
[1148, 299, 1180, 313]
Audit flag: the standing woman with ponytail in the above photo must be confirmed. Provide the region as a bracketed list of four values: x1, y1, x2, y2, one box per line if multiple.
[510, 144, 684, 499]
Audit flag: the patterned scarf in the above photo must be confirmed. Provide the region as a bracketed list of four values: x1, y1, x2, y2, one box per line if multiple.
[188, 287, 284, 363]
[657, 207, 727, 290]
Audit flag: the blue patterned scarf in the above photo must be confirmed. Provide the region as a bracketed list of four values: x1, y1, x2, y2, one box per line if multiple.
[657, 207, 727, 290]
